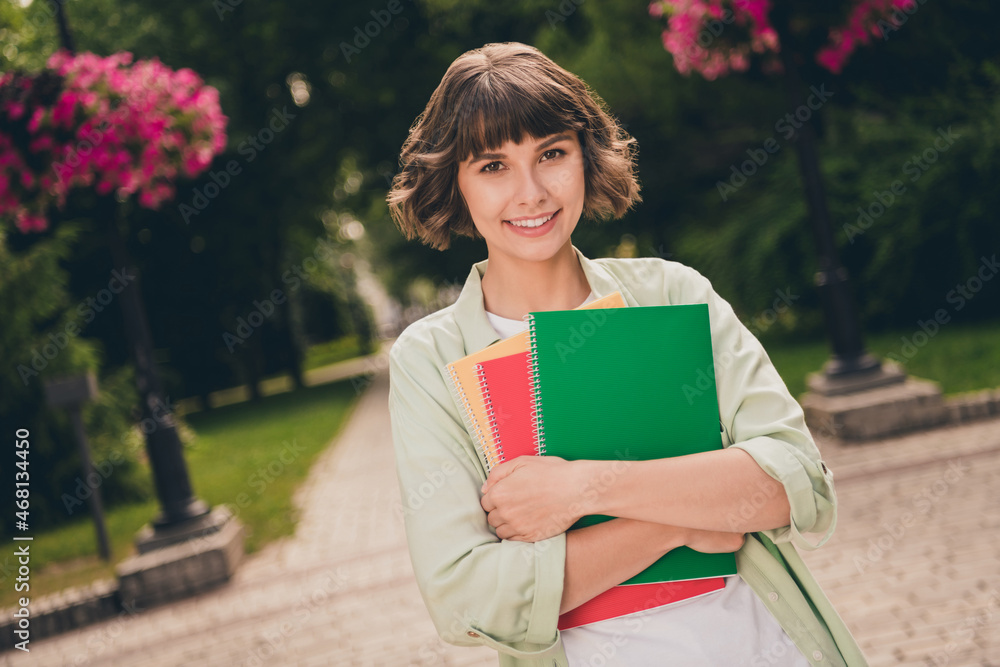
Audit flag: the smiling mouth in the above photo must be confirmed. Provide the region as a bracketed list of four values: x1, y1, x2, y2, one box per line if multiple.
[504, 210, 558, 228]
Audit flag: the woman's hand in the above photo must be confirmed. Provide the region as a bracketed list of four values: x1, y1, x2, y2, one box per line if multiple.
[479, 456, 590, 542]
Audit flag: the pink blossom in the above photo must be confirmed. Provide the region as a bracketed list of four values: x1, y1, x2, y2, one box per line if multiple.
[653, 0, 779, 79]
[652, 0, 913, 78]
[815, 0, 919, 73]
[7, 102, 26, 120]
[29, 135, 54, 152]
[15, 210, 48, 233]
[27, 108, 46, 132]
[2, 50, 228, 232]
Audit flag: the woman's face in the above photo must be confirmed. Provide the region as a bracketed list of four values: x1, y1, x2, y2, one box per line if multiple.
[456, 131, 585, 266]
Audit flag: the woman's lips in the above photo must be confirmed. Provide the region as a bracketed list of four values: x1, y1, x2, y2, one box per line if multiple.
[503, 209, 560, 237]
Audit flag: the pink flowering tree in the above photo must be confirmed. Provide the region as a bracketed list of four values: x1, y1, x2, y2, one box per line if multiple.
[0, 47, 228, 531]
[649, 0, 921, 387]
[649, 0, 918, 79]
[0, 49, 226, 233]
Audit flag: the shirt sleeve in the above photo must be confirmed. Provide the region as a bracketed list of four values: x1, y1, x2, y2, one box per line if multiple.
[674, 266, 838, 550]
[387, 331, 568, 659]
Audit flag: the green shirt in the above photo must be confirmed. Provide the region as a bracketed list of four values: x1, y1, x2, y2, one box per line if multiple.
[387, 246, 869, 666]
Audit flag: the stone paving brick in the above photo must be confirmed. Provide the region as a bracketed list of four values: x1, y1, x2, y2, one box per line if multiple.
[4, 369, 998, 666]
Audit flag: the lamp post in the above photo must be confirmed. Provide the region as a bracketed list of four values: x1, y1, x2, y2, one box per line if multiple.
[49, 0, 212, 534]
[38, 3, 244, 609]
[763, 5, 947, 441]
[104, 200, 212, 531]
[771, 6, 905, 396]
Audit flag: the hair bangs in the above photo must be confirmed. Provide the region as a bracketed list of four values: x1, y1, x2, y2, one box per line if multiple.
[453, 72, 584, 164]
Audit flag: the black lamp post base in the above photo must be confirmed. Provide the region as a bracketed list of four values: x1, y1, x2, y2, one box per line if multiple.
[821, 351, 882, 377]
[150, 497, 212, 531]
[135, 501, 224, 555]
[807, 358, 906, 397]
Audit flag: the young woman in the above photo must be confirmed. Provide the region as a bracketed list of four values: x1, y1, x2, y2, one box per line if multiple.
[386, 42, 867, 666]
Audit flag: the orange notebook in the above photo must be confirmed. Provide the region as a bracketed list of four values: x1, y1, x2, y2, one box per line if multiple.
[445, 291, 625, 472]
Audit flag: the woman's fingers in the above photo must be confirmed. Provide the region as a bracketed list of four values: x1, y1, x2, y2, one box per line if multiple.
[480, 492, 495, 513]
[481, 458, 522, 493]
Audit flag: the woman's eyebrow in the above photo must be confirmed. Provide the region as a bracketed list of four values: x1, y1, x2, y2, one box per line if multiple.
[468, 133, 574, 164]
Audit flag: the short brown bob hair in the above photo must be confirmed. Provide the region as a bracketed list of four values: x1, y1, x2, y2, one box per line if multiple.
[387, 42, 642, 250]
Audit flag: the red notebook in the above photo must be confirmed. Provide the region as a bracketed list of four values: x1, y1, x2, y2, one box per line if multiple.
[475, 350, 727, 630]
[557, 578, 726, 631]
[475, 352, 539, 463]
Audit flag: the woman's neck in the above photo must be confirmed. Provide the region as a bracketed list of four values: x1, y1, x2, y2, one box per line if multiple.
[480, 243, 592, 320]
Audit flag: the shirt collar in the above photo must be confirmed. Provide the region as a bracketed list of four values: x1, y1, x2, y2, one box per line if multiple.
[451, 245, 628, 354]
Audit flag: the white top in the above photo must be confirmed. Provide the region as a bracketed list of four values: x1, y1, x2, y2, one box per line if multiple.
[559, 576, 810, 666]
[484, 291, 599, 338]
[483, 303, 810, 667]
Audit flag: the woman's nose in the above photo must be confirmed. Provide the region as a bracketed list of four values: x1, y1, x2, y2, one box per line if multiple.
[513, 166, 547, 206]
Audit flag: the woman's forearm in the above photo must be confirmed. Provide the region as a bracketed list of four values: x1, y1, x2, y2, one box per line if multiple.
[560, 519, 684, 615]
[576, 448, 791, 534]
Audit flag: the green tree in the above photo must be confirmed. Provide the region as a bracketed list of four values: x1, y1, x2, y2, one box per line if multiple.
[0, 223, 152, 536]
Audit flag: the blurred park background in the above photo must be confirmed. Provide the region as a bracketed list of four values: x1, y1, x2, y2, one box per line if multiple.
[1, 0, 999, 628]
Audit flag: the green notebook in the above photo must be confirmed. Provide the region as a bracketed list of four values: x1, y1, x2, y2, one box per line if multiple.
[527, 304, 737, 584]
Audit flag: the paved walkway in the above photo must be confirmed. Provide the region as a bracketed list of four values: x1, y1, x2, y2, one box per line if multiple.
[802, 416, 1000, 666]
[3, 369, 999, 666]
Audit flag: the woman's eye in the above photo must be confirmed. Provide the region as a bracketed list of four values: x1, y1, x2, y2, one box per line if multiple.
[542, 149, 564, 160]
[481, 161, 502, 173]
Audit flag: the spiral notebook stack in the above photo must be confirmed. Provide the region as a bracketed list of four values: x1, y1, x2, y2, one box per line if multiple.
[446, 298, 735, 629]
[446, 292, 625, 471]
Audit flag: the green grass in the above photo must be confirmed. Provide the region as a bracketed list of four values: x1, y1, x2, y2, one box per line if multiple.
[763, 320, 1000, 399]
[303, 334, 366, 371]
[1, 379, 360, 610]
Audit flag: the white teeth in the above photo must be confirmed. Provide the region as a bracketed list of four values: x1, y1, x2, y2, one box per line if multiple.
[506, 213, 554, 228]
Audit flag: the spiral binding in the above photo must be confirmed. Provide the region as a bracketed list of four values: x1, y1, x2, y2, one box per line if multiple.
[526, 314, 546, 455]
[474, 363, 506, 472]
[446, 362, 494, 474]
